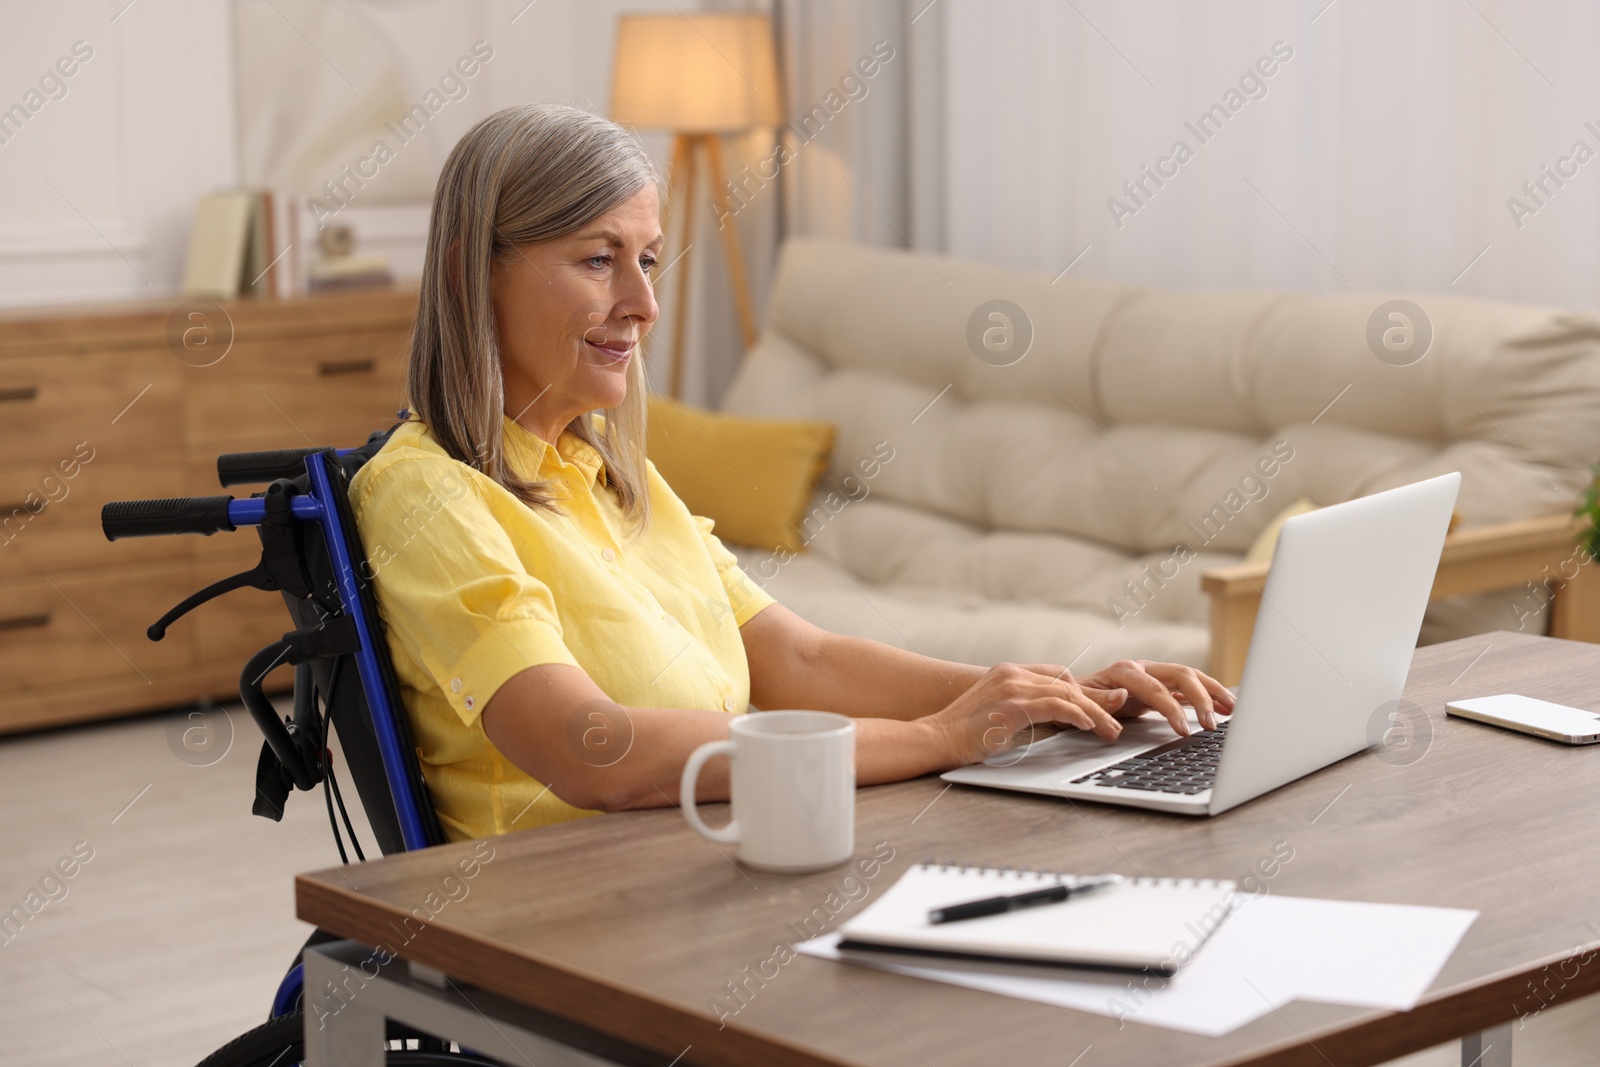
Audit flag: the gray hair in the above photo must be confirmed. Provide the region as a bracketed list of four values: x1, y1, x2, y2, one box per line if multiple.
[407, 103, 661, 531]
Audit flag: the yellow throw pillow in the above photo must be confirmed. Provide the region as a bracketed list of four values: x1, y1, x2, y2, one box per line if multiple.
[1245, 497, 1464, 564]
[1245, 497, 1318, 564]
[646, 396, 836, 553]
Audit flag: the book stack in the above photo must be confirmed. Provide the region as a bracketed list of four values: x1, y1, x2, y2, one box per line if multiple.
[181, 190, 394, 299]
[307, 252, 394, 293]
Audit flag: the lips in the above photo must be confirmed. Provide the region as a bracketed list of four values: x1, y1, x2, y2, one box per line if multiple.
[585, 338, 634, 364]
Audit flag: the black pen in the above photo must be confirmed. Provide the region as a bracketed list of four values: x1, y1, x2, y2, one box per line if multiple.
[927, 875, 1123, 925]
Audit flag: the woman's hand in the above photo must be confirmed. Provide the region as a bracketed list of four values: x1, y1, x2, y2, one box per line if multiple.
[924, 660, 1238, 770]
[1079, 659, 1236, 735]
[926, 662, 1132, 769]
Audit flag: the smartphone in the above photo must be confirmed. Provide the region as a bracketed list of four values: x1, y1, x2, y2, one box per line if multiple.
[1445, 694, 1600, 745]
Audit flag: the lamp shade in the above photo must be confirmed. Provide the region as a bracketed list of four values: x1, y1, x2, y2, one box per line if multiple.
[610, 13, 782, 132]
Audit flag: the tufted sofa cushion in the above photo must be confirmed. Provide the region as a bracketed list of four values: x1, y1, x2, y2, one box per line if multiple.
[718, 238, 1600, 672]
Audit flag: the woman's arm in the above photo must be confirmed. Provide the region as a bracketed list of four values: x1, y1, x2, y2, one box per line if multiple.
[742, 603, 986, 719]
[481, 661, 950, 812]
[480, 650, 1136, 813]
[740, 604, 1235, 733]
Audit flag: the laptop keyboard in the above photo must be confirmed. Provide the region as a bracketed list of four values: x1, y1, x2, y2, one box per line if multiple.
[1070, 721, 1231, 795]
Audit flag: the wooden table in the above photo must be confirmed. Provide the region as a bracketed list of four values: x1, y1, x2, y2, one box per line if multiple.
[298, 632, 1600, 1066]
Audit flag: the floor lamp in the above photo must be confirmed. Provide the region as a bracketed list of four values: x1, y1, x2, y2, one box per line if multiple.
[610, 12, 783, 398]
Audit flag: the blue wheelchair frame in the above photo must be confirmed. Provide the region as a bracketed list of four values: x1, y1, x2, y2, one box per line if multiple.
[260, 452, 425, 1020]
[285, 453, 428, 852]
[103, 434, 442, 1026]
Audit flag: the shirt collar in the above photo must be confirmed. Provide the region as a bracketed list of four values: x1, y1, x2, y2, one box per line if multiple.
[501, 415, 607, 488]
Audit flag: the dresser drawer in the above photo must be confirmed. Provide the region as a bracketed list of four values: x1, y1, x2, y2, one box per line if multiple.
[186, 330, 408, 446]
[0, 564, 196, 694]
[0, 349, 184, 463]
[0, 290, 417, 733]
[0, 453, 189, 579]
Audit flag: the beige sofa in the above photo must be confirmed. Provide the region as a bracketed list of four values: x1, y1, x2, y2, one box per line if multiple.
[718, 238, 1600, 682]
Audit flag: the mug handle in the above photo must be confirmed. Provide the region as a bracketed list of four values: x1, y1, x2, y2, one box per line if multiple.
[680, 740, 739, 843]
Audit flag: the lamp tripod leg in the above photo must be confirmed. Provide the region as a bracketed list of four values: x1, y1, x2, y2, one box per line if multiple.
[704, 136, 759, 351]
[667, 136, 699, 399]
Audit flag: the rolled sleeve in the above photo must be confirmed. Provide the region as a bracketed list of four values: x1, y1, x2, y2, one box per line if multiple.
[355, 455, 580, 727]
[692, 513, 776, 628]
[442, 617, 579, 727]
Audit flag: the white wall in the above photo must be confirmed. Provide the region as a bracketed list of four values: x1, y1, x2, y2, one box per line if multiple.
[943, 0, 1600, 307]
[0, 1, 237, 307]
[14, 2, 1598, 323]
[230, 0, 692, 290]
[0, 0, 692, 306]
[0, 0, 766, 404]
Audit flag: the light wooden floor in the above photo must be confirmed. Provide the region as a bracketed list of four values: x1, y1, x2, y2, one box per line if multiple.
[0, 706, 1595, 1066]
[0, 701, 375, 1067]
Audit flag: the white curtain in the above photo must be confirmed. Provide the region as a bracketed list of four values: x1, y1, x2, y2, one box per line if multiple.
[771, 0, 933, 246]
[943, 0, 1600, 307]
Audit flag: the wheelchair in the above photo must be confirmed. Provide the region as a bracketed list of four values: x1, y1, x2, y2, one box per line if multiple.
[102, 425, 500, 1066]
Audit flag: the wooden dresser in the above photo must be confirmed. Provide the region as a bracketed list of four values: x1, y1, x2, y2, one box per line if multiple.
[0, 288, 417, 734]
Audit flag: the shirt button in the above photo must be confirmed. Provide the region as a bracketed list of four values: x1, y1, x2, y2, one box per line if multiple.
[464, 695, 476, 711]
[450, 678, 462, 693]
[663, 613, 677, 627]
[723, 696, 739, 712]
[601, 547, 616, 562]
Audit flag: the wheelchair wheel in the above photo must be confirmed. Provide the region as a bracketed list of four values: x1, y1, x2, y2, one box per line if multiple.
[194, 1009, 505, 1066]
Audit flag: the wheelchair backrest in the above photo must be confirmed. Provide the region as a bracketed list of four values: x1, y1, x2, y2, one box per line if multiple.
[274, 429, 448, 855]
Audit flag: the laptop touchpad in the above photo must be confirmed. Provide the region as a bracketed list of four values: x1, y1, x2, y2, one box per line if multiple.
[980, 712, 1206, 775]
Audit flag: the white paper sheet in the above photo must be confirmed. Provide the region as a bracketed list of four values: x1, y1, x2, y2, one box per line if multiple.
[797, 894, 1477, 1037]
[1231, 896, 1480, 1011]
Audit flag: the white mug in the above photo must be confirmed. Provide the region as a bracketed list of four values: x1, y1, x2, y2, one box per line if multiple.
[680, 710, 855, 872]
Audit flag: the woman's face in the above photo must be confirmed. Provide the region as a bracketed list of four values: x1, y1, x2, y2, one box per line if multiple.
[492, 184, 662, 442]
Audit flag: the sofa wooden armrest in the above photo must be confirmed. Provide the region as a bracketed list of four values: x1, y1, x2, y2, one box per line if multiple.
[1200, 513, 1599, 685]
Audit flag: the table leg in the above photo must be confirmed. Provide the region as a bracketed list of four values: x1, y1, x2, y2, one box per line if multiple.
[302, 944, 386, 1067]
[301, 941, 667, 1066]
[1461, 1022, 1512, 1067]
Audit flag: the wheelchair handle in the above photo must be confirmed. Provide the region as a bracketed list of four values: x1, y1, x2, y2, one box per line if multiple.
[101, 496, 235, 540]
[217, 447, 329, 487]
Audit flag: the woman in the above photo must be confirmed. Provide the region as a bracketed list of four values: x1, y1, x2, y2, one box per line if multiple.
[351, 104, 1233, 842]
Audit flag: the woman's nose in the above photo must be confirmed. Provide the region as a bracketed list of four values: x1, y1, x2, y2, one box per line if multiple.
[616, 262, 658, 324]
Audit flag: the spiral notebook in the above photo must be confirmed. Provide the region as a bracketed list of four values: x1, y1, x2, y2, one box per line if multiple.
[836, 862, 1238, 977]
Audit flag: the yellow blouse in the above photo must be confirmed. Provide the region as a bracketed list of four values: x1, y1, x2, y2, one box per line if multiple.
[348, 415, 775, 841]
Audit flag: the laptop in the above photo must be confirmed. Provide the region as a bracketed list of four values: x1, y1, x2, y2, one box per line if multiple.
[942, 472, 1461, 816]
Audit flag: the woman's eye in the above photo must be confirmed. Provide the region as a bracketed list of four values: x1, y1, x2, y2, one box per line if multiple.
[587, 255, 611, 269]
[640, 257, 657, 273]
